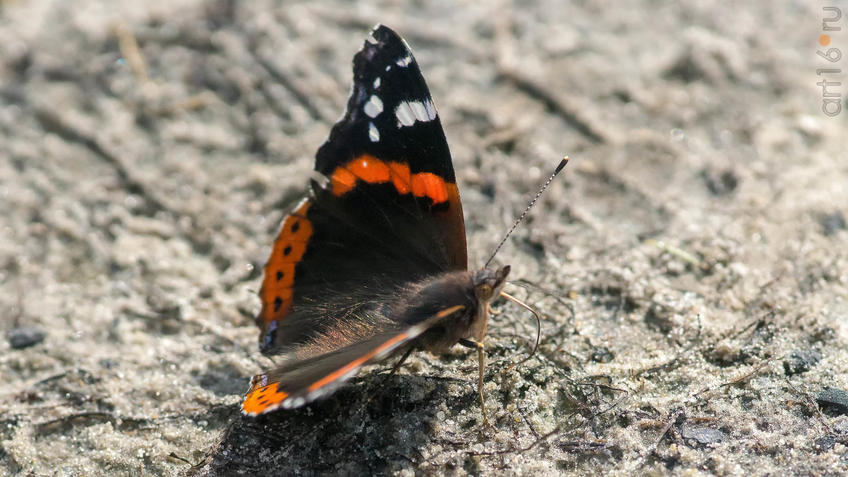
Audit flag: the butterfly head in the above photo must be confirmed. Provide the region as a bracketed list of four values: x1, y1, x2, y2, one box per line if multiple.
[458, 265, 510, 347]
[472, 265, 510, 303]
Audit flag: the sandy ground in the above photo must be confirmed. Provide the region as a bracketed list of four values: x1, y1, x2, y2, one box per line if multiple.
[1, 0, 847, 475]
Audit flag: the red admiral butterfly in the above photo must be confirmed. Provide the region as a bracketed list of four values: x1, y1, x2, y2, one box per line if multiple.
[242, 24, 565, 421]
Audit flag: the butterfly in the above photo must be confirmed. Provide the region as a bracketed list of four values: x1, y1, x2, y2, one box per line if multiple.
[242, 24, 555, 421]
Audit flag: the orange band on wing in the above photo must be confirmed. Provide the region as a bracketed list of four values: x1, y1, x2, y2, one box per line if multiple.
[329, 155, 450, 204]
[388, 161, 411, 194]
[259, 200, 313, 324]
[411, 172, 448, 203]
[330, 167, 357, 196]
[347, 155, 391, 183]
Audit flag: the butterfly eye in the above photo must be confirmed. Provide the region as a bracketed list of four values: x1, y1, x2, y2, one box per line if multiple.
[478, 284, 493, 300]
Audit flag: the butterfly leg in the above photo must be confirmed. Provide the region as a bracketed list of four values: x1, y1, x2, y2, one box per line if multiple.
[379, 347, 414, 386]
[362, 347, 415, 409]
[388, 347, 414, 376]
[459, 338, 489, 426]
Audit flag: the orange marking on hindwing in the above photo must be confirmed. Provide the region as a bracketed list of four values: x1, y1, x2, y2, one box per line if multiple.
[259, 200, 313, 324]
[330, 155, 450, 204]
[241, 380, 289, 415]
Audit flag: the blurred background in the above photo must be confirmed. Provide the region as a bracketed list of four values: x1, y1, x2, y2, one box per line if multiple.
[1, 1, 846, 475]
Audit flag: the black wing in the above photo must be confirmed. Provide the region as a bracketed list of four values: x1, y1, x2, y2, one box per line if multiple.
[255, 24, 467, 357]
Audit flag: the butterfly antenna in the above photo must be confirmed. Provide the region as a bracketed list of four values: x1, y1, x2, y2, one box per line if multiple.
[484, 157, 570, 268]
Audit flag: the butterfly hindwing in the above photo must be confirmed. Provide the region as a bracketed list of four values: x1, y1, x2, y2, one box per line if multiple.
[243, 304, 467, 415]
[243, 329, 413, 414]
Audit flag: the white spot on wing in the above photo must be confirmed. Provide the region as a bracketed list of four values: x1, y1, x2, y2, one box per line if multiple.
[409, 101, 428, 122]
[291, 197, 311, 213]
[396, 54, 412, 67]
[341, 368, 358, 381]
[395, 99, 437, 127]
[364, 95, 383, 118]
[309, 171, 330, 189]
[385, 65, 391, 72]
[373, 77, 381, 89]
[407, 323, 428, 337]
[424, 99, 436, 119]
[395, 101, 416, 127]
[283, 396, 305, 409]
[308, 388, 328, 401]
[368, 122, 380, 142]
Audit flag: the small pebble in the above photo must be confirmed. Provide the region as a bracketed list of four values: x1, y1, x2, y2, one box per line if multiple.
[702, 168, 739, 196]
[820, 212, 846, 236]
[8, 327, 46, 349]
[590, 346, 615, 363]
[813, 435, 837, 452]
[783, 349, 822, 376]
[817, 388, 848, 416]
[681, 426, 724, 447]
